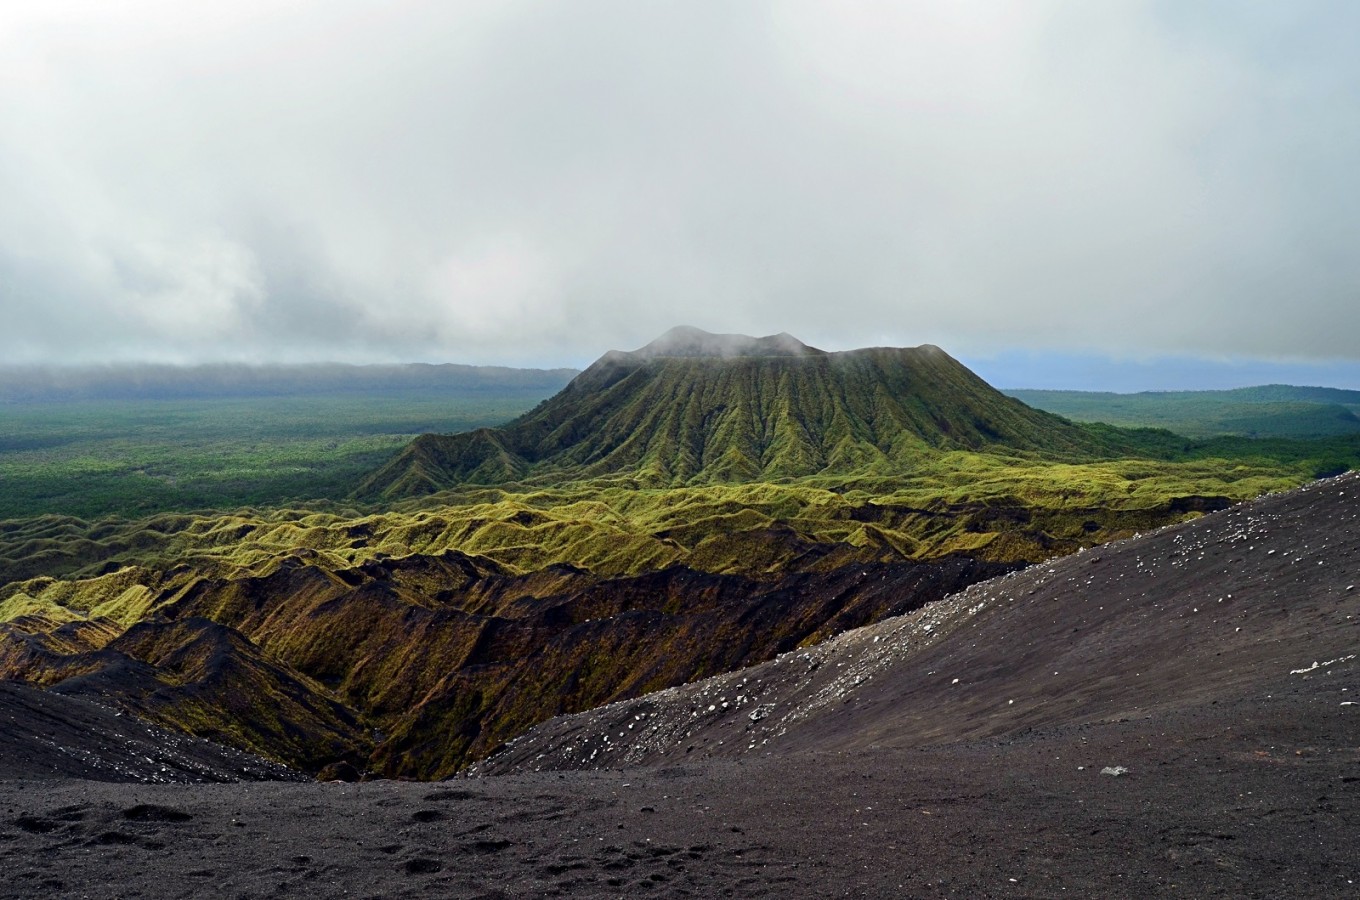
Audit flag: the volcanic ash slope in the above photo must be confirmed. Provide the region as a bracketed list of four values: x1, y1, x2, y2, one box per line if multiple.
[478, 471, 1360, 772]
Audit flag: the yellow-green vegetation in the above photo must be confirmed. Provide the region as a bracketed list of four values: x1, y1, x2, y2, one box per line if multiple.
[0, 591, 84, 626]
[358, 343, 1130, 498]
[0, 449, 1310, 625]
[0, 568, 157, 628]
[0, 443, 1316, 777]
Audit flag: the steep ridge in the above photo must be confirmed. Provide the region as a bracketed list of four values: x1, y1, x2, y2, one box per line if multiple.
[1, 549, 1011, 777]
[357, 327, 1120, 498]
[476, 471, 1360, 773]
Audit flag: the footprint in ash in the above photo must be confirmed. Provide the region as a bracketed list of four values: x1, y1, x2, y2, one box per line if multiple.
[423, 788, 479, 802]
[12, 815, 61, 835]
[122, 804, 193, 823]
[403, 857, 443, 875]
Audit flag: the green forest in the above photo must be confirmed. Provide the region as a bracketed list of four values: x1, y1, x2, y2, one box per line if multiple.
[1008, 385, 1360, 438]
[0, 393, 542, 520]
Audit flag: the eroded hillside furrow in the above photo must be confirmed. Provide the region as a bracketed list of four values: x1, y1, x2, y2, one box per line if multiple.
[0, 545, 1013, 778]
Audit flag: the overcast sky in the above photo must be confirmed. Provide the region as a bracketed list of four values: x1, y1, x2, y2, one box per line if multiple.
[2, 1, 1359, 388]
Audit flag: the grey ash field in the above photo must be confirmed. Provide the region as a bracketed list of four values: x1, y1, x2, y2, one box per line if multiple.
[2, 473, 1356, 898]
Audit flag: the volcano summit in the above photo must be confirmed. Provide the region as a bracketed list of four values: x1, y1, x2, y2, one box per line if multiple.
[358, 327, 1117, 498]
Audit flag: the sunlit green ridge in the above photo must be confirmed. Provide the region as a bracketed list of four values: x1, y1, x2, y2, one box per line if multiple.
[358, 328, 1127, 498]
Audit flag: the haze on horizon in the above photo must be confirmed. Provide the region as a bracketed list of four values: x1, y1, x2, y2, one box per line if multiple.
[3, 1, 1359, 390]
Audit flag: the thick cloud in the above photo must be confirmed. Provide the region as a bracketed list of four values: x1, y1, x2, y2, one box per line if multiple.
[1, 0, 1357, 372]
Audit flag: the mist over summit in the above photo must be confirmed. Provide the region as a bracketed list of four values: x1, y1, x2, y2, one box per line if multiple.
[357, 327, 1114, 499]
[625, 326, 823, 359]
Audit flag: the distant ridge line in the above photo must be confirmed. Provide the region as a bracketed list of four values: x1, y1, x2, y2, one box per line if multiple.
[0, 362, 580, 403]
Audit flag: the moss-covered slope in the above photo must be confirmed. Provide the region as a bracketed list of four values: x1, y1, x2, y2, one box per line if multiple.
[358, 328, 1120, 498]
[0, 548, 1010, 777]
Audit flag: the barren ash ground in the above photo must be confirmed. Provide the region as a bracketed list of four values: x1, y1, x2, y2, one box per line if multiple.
[2, 474, 1357, 898]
